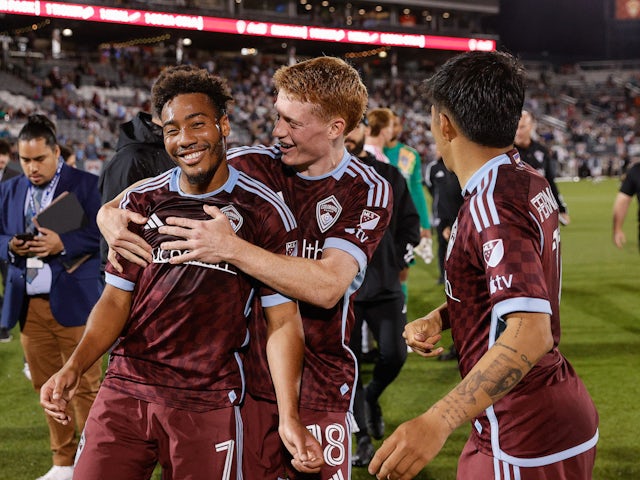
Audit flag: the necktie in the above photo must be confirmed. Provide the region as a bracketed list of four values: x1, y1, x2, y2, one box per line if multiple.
[26, 187, 45, 284]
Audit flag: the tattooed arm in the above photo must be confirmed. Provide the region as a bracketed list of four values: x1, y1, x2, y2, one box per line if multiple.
[368, 311, 553, 480]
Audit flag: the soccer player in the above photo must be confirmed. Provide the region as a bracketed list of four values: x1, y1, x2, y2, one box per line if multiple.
[40, 65, 322, 479]
[369, 51, 599, 480]
[99, 57, 393, 479]
[612, 161, 640, 251]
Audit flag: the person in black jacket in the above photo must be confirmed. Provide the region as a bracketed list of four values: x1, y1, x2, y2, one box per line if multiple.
[515, 110, 570, 225]
[345, 118, 421, 467]
[424, 156, 463, 285]
[97, 110, 174, 268]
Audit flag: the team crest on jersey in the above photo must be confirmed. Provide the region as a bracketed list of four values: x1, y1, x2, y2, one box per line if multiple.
[220, 205, 243, 233]
[359, 209, 380, 230]
[446, 219, 458, 260]
[285, 240, 298, 257]
[483, 239, 504, 267]
[316, 195, 342, 233]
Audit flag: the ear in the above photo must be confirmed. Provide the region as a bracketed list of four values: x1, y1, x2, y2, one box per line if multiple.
[439, 112, 457, 143]
[219, 114, 231, 137]
[328, 118, 346, 140]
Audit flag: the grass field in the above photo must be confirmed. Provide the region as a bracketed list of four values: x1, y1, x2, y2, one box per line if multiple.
[1, 177, 638, 479]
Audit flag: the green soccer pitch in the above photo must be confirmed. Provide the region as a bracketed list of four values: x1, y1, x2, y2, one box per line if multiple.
[0, 177, 637, 479]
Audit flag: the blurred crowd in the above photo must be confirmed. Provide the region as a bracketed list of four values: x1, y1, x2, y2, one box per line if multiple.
[1, 50, 640, 178]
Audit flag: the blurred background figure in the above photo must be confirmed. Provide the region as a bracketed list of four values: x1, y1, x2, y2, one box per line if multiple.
[612, 160, 640, 251]
[97, 110, 174, 270]
[384, 110, 432, 300]
[424, 154, 463, 362]
[364, 108, 394, 163]
[515, 110, 570, 225]
[345, 118, 420, 468]
[424, 155, 462, 285]
[59, 145, 76, 168]
[0, 139, 20, 342]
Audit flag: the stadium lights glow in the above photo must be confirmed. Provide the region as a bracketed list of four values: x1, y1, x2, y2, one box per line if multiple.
[0, 1, 496, 52]
[62, 28, 73, 36]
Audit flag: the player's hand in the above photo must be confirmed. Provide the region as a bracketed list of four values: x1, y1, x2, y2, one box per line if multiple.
[279, 419, 324, 473]
[368, 412, 449, 480]
[27, 227, 64, 257]
[559, 213, 570, 226]
[159, 205, 237, 265]
[98, 204, 150, 272]
[40, 367, 82, 425]
[613, 230, 626, 249]
[403, 311, 444, 357]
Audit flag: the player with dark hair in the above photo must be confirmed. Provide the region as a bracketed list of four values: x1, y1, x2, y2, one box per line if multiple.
[370, 50, 599, 480]
[99, 56, 392, 479]
[40, 65, 322, 479]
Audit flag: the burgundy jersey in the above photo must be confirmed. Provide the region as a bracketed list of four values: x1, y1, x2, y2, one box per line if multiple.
[227, 145, 392, 412]
[104, 166, 297, 413]
[444, 150, 598, 465]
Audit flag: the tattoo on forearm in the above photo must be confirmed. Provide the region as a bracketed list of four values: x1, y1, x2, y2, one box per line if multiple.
[495, 341, 532, 369]
[457, 353, 524, 403]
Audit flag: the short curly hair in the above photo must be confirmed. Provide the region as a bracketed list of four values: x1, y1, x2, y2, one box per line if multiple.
[151, 65, 233, 120]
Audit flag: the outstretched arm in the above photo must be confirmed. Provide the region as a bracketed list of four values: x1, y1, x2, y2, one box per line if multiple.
[40, 285, 132, 424]
[159, 205, 359, 309]
[369, 311, 553, 480]
[97, 180, 152, 270]
[264, 301, 324, 473]
[612, 192, 632, 249]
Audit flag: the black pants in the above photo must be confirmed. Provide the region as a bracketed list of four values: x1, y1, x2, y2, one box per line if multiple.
[350, 293, 407, 437]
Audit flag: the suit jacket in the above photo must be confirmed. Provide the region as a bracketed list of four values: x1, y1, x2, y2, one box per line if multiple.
[0, 164, 103, 329]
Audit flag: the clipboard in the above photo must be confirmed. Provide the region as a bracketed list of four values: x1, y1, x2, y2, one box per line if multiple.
[33, 191, 91, 273]
[33, 191, 88, 234]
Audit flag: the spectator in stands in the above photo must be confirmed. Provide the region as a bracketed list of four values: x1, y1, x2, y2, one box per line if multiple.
[515, 110, 571, 225]
[346, 117, 420, 468]
[0, 114, 102, 480]
[612, 160, 640, 251]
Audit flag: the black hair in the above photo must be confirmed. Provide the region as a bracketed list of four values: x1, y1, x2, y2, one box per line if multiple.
[18, 114, 58, 149]
[0, 138, 11, 155]
[423, 50, 526, 148]
[151, 65, 233, 120]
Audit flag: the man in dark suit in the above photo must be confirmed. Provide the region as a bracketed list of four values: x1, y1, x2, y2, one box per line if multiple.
[0, 138, 22, 341]
[0, 115, 102, 480]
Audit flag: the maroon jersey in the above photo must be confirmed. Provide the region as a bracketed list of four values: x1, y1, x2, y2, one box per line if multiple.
[227, 145, 392, 412]
[444, 150, 598, 465]
[104, 166, 297, 413]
